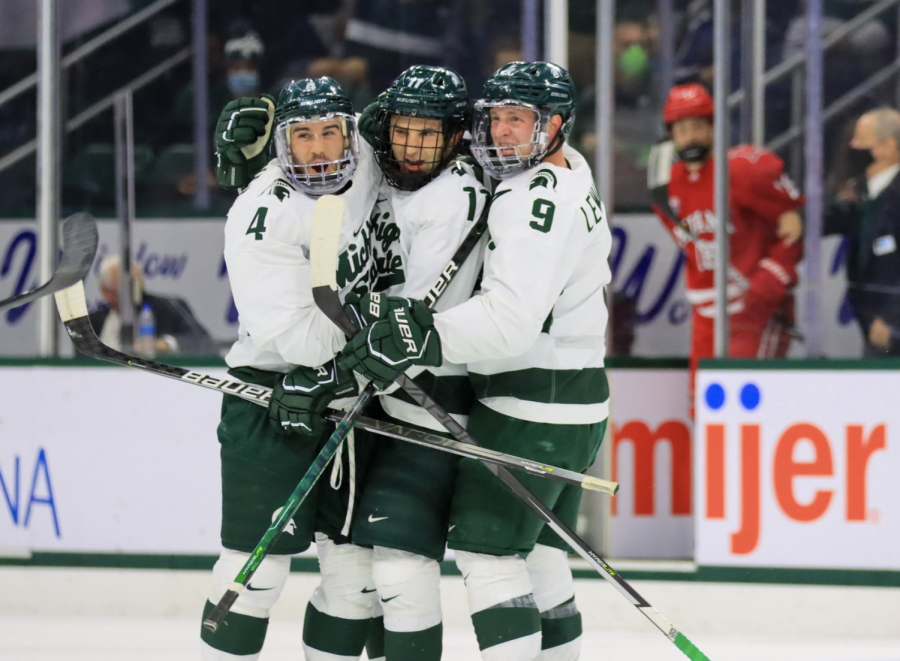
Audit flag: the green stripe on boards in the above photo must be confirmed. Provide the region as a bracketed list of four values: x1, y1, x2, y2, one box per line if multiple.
[541, 611, 582, 650]
[469, 367, 610, 405]
[471, 606, 541, 651]
[302, 602, 370, 657]
[385, 623, 443, 661]
[365, 616, 385, 659]
[200, 600, 268, 656]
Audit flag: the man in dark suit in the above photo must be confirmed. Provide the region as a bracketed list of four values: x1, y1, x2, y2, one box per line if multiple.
[825, 108, 900, 356]
[90, 255, 214, 354]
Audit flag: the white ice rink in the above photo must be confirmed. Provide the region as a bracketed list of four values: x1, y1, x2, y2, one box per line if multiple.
[2, 567, 899, 660]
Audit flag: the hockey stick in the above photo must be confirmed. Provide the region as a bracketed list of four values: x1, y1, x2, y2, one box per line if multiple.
[53, 284, 613, 497]
[202, 191, 495, 630]
[313, 197, 711, 660]
[0, 213, 98, 313]
[56, 279, 615, 494]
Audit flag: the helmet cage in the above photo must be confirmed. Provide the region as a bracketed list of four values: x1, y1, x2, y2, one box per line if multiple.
[274, 112, 360, 195]
[470, 100, 551, 180]
[372, 108, 465, 191]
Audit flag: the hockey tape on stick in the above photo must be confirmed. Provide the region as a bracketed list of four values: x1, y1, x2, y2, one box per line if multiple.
[2, 213, 98, 313]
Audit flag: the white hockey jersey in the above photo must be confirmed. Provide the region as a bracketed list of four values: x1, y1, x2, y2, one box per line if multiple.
[433, 145, 612, 424]
[372, 160, 489, 430]
[224, 146, 381, 373]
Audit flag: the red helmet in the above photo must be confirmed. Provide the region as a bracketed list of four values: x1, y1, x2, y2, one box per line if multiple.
[663, 83, 714, 124]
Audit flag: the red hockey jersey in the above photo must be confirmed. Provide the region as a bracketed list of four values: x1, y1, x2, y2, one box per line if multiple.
[652, 145, 804, 318]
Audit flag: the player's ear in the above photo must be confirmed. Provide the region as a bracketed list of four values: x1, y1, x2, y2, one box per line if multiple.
[548, 114, 563, 140]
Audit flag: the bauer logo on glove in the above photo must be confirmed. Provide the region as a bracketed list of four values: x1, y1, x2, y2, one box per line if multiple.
[339, 298, 442, 389]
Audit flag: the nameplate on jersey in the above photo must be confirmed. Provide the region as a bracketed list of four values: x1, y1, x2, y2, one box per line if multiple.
[873, 234, 897, 256]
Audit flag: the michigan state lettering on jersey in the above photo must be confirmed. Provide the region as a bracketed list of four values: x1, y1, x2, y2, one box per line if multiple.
[369, 188, 404, 292]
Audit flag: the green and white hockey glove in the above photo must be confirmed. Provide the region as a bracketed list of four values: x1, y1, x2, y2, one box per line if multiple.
[268, 359, 359, 436]
[338, 300, 442, 390]
[215, 94, 275, 190]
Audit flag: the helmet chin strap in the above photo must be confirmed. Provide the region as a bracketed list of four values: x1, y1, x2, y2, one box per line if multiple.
[542, 131, 565, 161]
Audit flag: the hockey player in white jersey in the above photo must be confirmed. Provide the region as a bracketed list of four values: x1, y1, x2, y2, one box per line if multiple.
[200, 76, 382, 660]
[337, 65, 490, 661]
[339, 62, 612, 661]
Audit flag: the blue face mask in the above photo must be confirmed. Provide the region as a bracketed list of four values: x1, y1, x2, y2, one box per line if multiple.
[228, 71, 260, 97]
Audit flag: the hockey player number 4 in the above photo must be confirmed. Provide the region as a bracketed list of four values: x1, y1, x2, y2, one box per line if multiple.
[246, 207, 269, 241]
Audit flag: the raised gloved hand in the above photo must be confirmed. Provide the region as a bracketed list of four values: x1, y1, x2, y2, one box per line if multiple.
[268, 359, 359, 436]
[338, 299, 442, 390]
[215, 94, 275, 190]
[357, 95, 385, 145]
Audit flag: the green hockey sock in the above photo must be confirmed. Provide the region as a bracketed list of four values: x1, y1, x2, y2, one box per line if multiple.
[302, 601, 371, 657]
[384, 622, 442, 661]
[540, 597, 582, 650]
[200, 600, 268, 656]
[471, 603, 541, 652]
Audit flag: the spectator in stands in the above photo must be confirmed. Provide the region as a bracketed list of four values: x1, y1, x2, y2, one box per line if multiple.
[90, 255, 213, 355]
[825, 108, 900, 356]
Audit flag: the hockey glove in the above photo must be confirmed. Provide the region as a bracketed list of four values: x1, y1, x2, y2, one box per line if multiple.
[268, 359, 359, 436]
[215, 94, 275, 190]
[358, 95, 385, 145]
[342, 291, 409, 329]
[338, 300, 442, 390]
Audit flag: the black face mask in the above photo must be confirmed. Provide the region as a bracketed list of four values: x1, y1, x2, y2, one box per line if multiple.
[847, 147, 875, 175]
[677, 142, 711, 164]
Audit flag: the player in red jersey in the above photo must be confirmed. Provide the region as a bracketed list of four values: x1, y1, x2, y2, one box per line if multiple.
[649, 83, 805, 412]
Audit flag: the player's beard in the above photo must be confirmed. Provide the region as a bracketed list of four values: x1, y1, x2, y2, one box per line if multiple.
[677, 142, 711, 164]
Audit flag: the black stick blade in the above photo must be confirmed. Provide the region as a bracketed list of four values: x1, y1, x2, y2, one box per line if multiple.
[0, 212, 99, 313]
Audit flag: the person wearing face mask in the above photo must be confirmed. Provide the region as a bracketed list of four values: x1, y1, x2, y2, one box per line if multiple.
[224, 30, 264, 99]
[825, 108, 900, 356]
[650, 83, 806, 415]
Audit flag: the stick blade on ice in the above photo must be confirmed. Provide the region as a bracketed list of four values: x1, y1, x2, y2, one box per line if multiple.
[0, 212, 98, 313]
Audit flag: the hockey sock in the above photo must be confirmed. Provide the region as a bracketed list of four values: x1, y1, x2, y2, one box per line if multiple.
[200, 549, 290, 659]
[302, 534, 377, 660]
[303, 602, 373, 660]
[372, 547, 443, 661]
[456, 551, 542, 661]
[526, 544, 582, 661]
[200, 601, 267, 659]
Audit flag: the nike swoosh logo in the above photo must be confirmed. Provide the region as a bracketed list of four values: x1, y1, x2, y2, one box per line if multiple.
[246, 585, 274, 591]
[368, 515, 389, 523]
[381, 595, 400, 603]
[448, 525, 456, 532]
[362, 588, 377, 594]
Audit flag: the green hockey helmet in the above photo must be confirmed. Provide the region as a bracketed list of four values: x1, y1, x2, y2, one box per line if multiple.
[471, 61, 577, 179]
[372, 65, 470, 191]
[273, 77, 359, 195]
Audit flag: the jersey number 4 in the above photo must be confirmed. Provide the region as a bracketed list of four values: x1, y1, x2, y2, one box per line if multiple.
[246, 207, 268, 240]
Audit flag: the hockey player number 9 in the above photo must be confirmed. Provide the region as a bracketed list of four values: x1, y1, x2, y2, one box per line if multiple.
[530, 198, 555, 233]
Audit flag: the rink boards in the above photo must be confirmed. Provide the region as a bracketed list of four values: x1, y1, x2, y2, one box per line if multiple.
[1, 360, 899, 584]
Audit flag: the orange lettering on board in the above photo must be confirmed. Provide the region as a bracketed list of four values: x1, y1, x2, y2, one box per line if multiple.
[731, 424, 760, 555]
[611, 421, 692, 516]
[846, 424, 886, 521]
[774, 423, 833, 522]
[705, 424, 725, 519]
